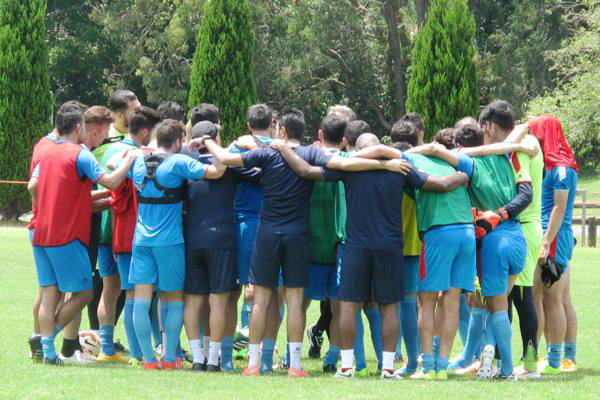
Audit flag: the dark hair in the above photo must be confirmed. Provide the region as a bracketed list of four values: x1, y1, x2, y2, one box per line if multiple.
[247, 104, 272, 130]
[129, 106, 161, 135]
[478, 100, 515, 131]
[400, 112, 425, 133]
[191, 103, 220, 126]
[84, 106, 113, 126]
[455, 124, 484, 147]
[434, 128, 456, 150]
[327, 105, 357, 122]
[155, 119, 185, 149]
[192, 121, 218, 140]
[59, 100, 88, 114]
[280, 108, 305, 141]
[454, 116, 477, 130]
[108, 89, 137, 112]
[55, 106, 84, 136]
[157, 101, 185, 121]
[391, 141, 413, 151]
[390, 120, 419, 146]
[344, 120, 371, 147]
[321, 115, 347, 144]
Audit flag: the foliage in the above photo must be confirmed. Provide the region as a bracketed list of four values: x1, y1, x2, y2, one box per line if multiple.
[528, 1, 600, 171]
[406, 0, 479, 139]
[0, 0, 52, 220]
[188, 0, 256, 144]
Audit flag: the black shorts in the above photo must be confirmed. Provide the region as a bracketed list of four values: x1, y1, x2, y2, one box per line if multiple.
[337, 247, 404, 304]
[185, 248, 239, 295]
[248, 232, 310, 289]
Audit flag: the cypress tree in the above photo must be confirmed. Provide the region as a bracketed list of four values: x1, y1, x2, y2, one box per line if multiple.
[188, 0, 256, 145]
[406, 0, 479, 139]
[0, 0, 52, 220]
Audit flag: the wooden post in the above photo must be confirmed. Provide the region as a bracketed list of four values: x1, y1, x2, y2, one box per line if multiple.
[588, 217, 597, 248]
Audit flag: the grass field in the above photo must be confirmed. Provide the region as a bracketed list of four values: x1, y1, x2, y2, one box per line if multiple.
[2, 226, 600, 399]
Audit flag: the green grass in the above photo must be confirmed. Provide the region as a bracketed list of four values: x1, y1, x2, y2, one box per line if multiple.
[1, 226, 600, 399]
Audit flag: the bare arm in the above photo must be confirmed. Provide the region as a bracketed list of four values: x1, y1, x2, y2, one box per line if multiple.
[202, 138, 244, 167]
[272, 141, 325, 180]
[92, 189, 110, 201]
[460, 142, 538, 158]
[407, 143, 460, 168]
[420, 172, 469, 192]
[97, 153, 137, 191]
[203, 157, 227, 180]
[327, 156, 411, 175]
[539, 190, 568, 264]
[505, 123, 530, 144]
[92, 198, 111, 212]
[28, 177, 38, 206]
[352, 145, 403, 160]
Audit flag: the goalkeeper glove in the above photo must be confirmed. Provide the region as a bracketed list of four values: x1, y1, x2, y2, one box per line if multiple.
[472, 207, 488, 239]
[475, 207, 508, 235]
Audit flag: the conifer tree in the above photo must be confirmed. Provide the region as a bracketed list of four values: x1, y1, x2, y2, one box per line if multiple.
[406, 0, 479, 139]
[188, 0, 256, 144]
[0, 0, 52, 220]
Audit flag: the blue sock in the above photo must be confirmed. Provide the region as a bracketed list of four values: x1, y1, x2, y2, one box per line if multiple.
[485, 313, 496, 348]
[400, 297, 419, 371]
[176, 339, 184, 359]
[133, 298, 156, 363]
[241, 302, 252, 329]
[365, 307, 383, 369]
[491, 311, 513, 376]
[150, 296, 161, 348]
[435, 355, 449, 373]
[458, 295, 470, 346]
[53, 324, 62, 337]
[564, 342, 576, 363]
[422, 353, 434, 373]
[395, 303, 403, 359]
[261, 338, 276, 372]
[124, 299, 142, 360]
[221, 336, 233, 367]
[284, 343, 290, 365]
[41, 336, 57, 360]
[548, 343, 562, 368]
[278, 305, 285, 323]
[324, 345, 340, 367]
[99, 324, 115, 356]
[450, 308, 485, 369]
[433, 335, 440, 358]
[164, 302, 183, 363]
[354, 312, 366, 370]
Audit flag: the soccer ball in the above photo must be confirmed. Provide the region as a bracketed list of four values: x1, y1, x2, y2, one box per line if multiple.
[233, 327, 249, 351]
[79, 330, 100, 357]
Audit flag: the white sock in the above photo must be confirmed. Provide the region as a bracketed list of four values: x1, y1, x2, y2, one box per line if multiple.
[289, 342, 302, 370]
[203, 336, 210, 358]
[341, 349, 354, 370]
[190, 339, 203, 364]
[161, 332, 167, 350]
[382, 351, 395, 371]
[208, 341, 221, 366]
[248, 343, 260, 368]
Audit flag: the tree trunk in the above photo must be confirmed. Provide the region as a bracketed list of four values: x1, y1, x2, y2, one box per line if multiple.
[383, 0, 407, 117]
[414, 0, 429, 26]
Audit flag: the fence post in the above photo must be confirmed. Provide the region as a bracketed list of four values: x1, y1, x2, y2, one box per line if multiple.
[588, 217, 597, 248]
[581, 188, 587, 247]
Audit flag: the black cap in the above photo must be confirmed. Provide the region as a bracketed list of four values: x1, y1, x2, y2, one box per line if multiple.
[192, 120, 218, 139]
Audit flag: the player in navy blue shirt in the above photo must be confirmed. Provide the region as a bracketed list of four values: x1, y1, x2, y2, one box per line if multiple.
[193, 108, 411, 377]
[183, 121, 261, 372]
[272, 132, 468, 379]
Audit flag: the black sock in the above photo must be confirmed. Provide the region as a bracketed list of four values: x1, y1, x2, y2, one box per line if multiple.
[61, 338, 79, 358]
[87, 269, 103, 330]
[114, 290, 126, 326]
[315, 299, 333, 338]
[510, 285, 538, 357]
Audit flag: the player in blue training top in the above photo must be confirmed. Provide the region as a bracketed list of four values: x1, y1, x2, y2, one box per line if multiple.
[196, 108, 410, 377]
[116, 119, 226, 370]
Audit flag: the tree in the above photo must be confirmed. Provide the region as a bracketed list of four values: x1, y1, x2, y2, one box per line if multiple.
[406, 0, 479, 138]
[528, 1, 600, 171]
[0, 0, 52, 220]
[188, 0, 256, 144]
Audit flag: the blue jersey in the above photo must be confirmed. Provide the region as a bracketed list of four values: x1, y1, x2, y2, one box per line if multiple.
[240, 145, 334, 235]
[32, 143, 104, 183]
[541, 166, 578, 231]
[229, 135, 272, 222]
[185, 151, 261, 250]
[127, 153, 207, 246]
[325, 155, 429, 250]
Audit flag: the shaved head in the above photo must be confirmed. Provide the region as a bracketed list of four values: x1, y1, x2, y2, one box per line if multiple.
[355, 133, 380, 150]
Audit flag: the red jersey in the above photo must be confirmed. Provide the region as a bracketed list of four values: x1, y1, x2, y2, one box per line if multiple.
[28, 134, 57, 230]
